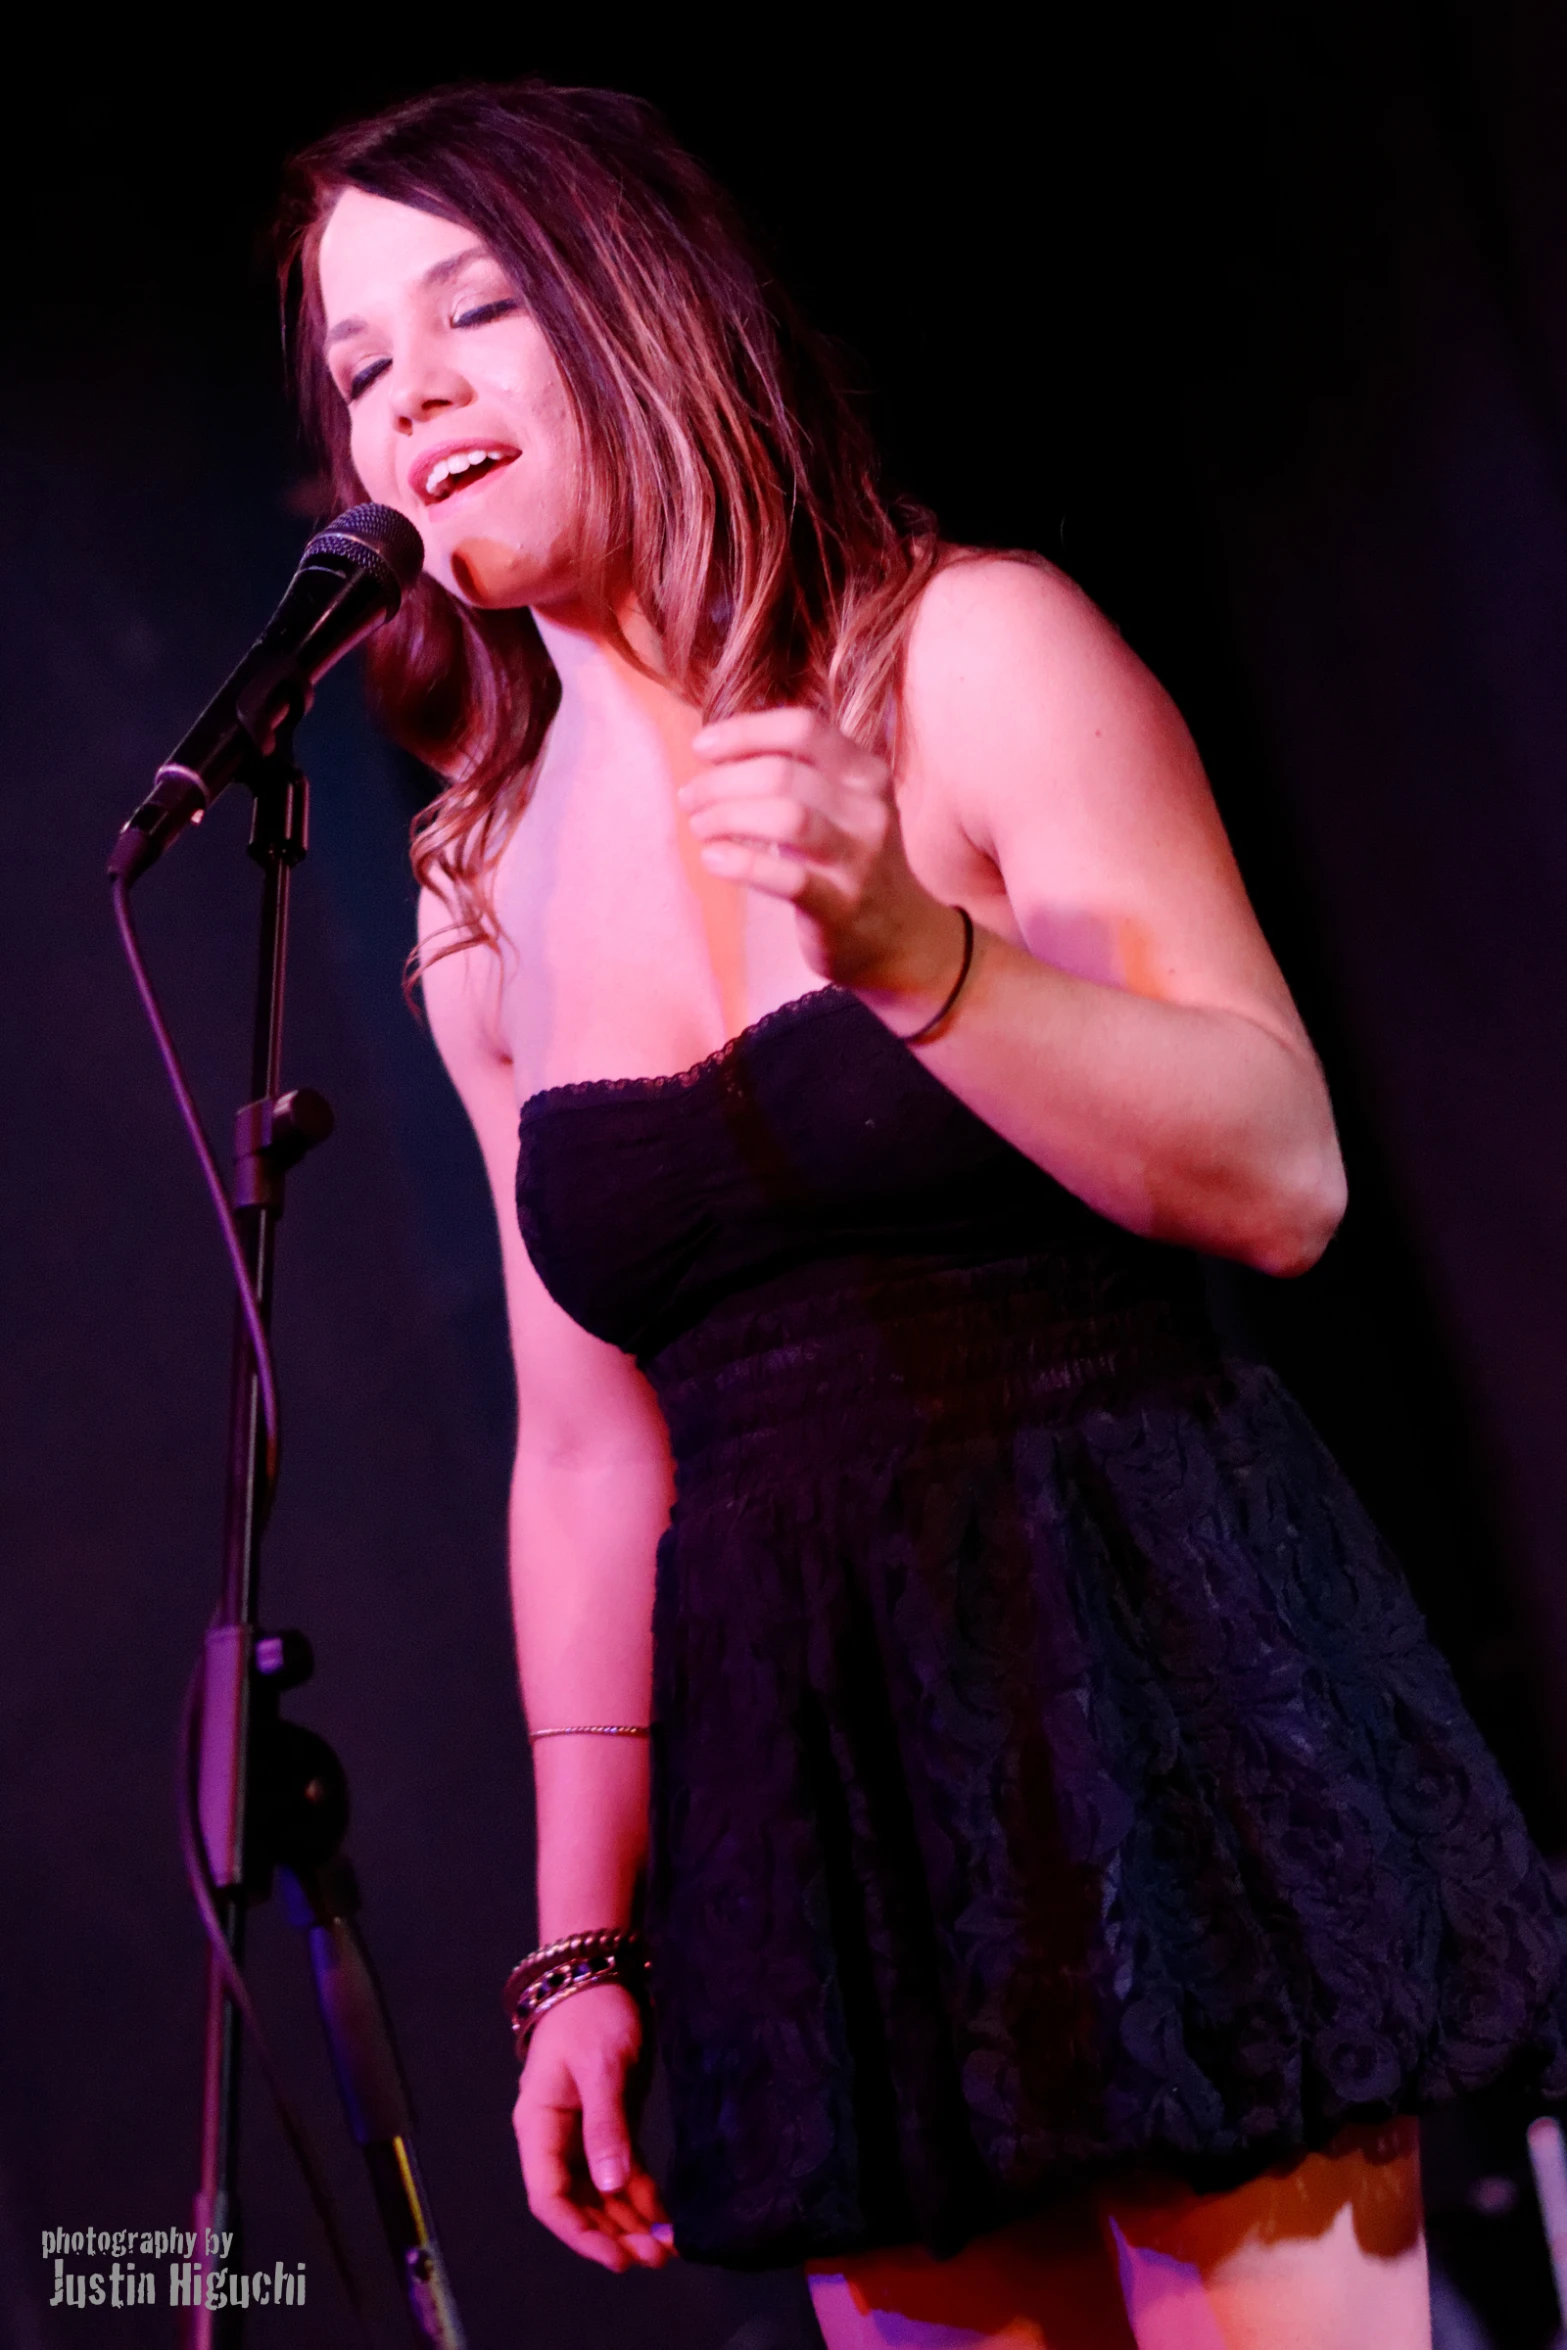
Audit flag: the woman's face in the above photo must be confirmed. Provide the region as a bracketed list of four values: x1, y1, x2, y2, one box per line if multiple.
[316, 187, 582, 611]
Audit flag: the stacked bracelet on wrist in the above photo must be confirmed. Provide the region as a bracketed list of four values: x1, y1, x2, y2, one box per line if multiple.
[503, 1928, 650, 2061]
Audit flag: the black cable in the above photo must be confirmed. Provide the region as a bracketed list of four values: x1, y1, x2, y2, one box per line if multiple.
[180, 1648, 378, 2347]
[110, 873, 280, 1520]
[115, 872, 374, 2335]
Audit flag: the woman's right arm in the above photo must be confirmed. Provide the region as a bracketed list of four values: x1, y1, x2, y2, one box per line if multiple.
[421, 907, 675, 2273]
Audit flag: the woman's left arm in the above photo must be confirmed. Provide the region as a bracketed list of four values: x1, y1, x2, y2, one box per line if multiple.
[681, 557, 1345, 1277]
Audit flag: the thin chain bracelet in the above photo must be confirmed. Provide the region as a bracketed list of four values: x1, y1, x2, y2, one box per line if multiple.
[528, 1724, 652, 1740]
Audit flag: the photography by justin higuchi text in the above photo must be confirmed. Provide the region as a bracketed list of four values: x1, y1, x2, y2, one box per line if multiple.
[43, 2228, 307, 2312]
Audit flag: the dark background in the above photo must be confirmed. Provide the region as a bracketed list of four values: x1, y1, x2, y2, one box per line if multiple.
[5, 6, 1567, 2344]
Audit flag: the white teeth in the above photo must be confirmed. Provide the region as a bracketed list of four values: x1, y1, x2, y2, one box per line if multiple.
[424, 448, 508, 496]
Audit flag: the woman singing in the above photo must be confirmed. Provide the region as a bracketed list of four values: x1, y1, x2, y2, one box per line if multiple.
[280, 80, 1567, 2347]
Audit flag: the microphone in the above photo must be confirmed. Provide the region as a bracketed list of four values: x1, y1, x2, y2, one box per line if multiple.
[109, 503, 424, 883]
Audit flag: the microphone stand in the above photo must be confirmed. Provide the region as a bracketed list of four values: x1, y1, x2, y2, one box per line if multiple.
[171, 739, 466, 2350]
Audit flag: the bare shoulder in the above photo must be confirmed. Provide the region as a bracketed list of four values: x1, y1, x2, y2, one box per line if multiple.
[901, 553, 1208, 851]
[901, 553, 1306, 1039]
[905, 548, 1124, 679]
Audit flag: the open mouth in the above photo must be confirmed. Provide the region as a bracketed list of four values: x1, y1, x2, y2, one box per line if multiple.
[416, 446, 518, 505]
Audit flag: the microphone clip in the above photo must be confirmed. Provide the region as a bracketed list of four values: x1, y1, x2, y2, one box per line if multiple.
[246, 748, 310, 872]
[233, 648, 312, 766]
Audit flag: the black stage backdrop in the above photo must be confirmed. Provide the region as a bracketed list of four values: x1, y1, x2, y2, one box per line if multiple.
[4, 8, 1567, 2344]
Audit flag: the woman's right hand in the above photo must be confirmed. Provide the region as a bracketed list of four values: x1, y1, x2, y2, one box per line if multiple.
[512, 1984, 673, 2271]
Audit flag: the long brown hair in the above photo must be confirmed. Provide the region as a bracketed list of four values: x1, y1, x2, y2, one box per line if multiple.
[277, 80, 941, 960]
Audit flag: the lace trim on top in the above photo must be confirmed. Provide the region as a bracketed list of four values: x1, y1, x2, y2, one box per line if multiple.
[517, 984, 848, 1121]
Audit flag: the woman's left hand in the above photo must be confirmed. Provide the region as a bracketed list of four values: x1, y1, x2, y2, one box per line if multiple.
[681, 707, 963, 1003]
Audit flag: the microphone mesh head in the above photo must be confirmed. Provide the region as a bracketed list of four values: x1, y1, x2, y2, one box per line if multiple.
[304, 503, 425, 597]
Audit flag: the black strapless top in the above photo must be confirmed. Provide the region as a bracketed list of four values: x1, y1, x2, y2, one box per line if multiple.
[517, 983, 1207, 1363]
[515, 986, 1567, 2270]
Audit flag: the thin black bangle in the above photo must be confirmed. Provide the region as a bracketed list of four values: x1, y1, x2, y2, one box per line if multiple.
[899, 907, 976, 1046]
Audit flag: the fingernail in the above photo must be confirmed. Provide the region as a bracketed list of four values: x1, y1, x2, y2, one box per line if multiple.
[650, 2223, 674, 2246]
[592, 2159, 629, 2193]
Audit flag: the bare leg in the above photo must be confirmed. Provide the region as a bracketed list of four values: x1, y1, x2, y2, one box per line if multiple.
[1101, 2119, 1430, 2350]
[807, 2196, 1137, 2350]
[806, 2123, 1429, 2350]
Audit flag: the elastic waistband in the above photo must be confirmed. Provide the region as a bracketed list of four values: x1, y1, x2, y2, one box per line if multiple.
[644, 1250, 1220, 1480]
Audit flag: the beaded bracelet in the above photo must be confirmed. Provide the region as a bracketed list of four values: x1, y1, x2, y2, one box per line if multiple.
[528, 1724, 651, 1741]
[503, 1929, 650, 2061]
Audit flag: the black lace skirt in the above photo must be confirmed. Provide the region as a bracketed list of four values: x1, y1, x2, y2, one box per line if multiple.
[641, 1252, 1567, 2268]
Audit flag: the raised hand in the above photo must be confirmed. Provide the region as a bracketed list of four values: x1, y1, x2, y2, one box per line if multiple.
[681, 706, 964, 1004]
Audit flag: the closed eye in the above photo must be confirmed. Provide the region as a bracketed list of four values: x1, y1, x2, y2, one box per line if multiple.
[347, 355, 391, 403]
[454, 298, 520, 329]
